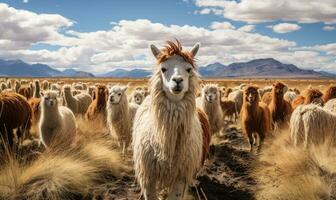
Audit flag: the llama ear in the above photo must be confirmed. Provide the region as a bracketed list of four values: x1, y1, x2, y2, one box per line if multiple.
[190, 43, 200, 57]
[150, 44, 161, 58]
[122, 86, 128, 92]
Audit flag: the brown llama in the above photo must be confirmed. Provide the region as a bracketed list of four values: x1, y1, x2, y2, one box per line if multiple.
[323, 85, 336, 103]
[220, 100, 238, 122]
[268, 82, 292, 129]
[18, 86, 31, 100]
[85, 85, 108, 121]
[261, 91, 272, 105]
[197, 107, 211, 165]
[291, 88, 323, 110]
[0, 92, 32, 148]
[28, 97, 41, 138]
[240, 86, 272, 152]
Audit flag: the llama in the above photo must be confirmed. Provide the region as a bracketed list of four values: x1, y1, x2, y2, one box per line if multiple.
[323, 85, 336, 103]
[33, 80, 41, 98]
[14, 80, 21, 93]
[261, 91, 272, 105]
[129, 88, 146, 105]
[0, 82, 7, 91]
[223, 87, 232, 98]
[258, 86, 273, 98]
[268, 82, 292, 129]
[42, 80, 49, 91]
[39, 91, 77, 148]
[87, 86, 96, 99]
[324, 99, 336, 113]
[28, 97, 41, 138]
[220, 100, 238, 122]
[85, 85, 108, 121]
[62, 85, 92, 115]
[290, 104, 336, 148]
[133, 40, 211, 200]
[228, 89, 243, 113]
[240, 86, 272, 152]
[197, 84, 224, 135]
[106, 85, 139, 154]
[29, 82, 34, 98]
[18, 86, 31, 100]
[284, 91, 298, 103]
[0, 92, 32, 148]
[291, 88, 323, 110]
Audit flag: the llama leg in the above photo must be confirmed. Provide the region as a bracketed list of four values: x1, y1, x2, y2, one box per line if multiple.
[247, 132, 254, 152]
[258, 133, 265, 153]
[167, 181, 186, 200]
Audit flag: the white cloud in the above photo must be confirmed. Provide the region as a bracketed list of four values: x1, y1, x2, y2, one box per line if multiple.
[323, 25, 335, 31]
[23, 0, 29, 3]
[195, 0, 336, 24]
[269, 23, 301, 33]
[238, 25, 255, 32]
[210, 21, 235, 30]
[0, 3, 74, 47]
[0, 3, 335, 73]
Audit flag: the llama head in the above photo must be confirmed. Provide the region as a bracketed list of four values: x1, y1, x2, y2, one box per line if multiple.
[132, 89, 145, 105]
[244, 86, 259, 105]
[202, 84, 219, 103]
[42, 91, 59, 108]
[272, 82, 288, 97]
[325, 85, 336, 101]
[96, 85, 108, 99]
[150, 40, 200, 101]
[306, 89, 324, 106]
[62, 84, 72, 92]
[108, 85, 127, 104]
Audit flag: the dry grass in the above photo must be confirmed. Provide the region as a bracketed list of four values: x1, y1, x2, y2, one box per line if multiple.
[255, 131, 336, 200]
[0, 116, 127, 200]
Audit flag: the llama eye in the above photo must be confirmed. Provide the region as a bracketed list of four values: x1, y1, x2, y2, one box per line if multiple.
[186, 68, 192, 73]
[118, 93, 121, 96]
[161, 68, 167, 73]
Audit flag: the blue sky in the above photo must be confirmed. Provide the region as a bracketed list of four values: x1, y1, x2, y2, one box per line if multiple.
[0, 0, 335, 72]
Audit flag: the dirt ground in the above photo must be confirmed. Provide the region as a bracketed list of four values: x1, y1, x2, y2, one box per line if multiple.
[87, 123, 258, 200]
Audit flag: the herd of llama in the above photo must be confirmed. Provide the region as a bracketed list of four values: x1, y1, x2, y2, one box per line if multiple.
[0, 40, 336, 199]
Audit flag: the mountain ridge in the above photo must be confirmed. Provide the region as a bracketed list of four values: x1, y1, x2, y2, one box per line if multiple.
[0, 58, 334, 78]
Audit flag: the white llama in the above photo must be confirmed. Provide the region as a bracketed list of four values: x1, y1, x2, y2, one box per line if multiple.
[132, 40, 210, 200]
[39, 91, 77, 148]
[106, 85, 138, 154]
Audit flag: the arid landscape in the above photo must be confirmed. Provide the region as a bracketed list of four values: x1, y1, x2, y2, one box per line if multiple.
[0, 77, 336, 200]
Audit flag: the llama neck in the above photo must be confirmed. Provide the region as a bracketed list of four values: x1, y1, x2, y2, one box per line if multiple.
[34, 83, 40, 98]
[64, 90, 76, 106]
[41, 106, 61, 127]
[96, 95, 106, 110]
[108, 97, 129, 122]
[149, 70, 198, 162]
[202, 96, 221, 120]
[272, 92, 284, 108]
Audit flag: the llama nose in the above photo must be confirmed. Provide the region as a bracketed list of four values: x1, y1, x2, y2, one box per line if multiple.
[172, 77, 183, 84]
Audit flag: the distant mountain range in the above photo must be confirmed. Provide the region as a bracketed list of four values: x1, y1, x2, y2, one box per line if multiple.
[96, 69, 151, 78]
[199, 58, 335, 78]
[0, 58, 334, 78]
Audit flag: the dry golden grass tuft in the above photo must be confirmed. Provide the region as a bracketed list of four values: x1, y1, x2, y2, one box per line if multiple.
[255, 132, 336, 200]
[0, 116, 128, 200]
